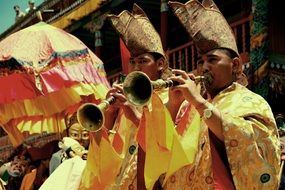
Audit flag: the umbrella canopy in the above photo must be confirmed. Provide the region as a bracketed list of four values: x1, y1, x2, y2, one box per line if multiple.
[0, 22, 110, 146]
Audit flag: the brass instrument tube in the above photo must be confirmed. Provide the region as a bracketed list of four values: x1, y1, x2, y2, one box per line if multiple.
[77, 96, 115, 132]
[123, 71, 204, 106]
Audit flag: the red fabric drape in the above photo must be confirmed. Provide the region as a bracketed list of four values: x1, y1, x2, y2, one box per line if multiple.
[120, 38, 130, 74]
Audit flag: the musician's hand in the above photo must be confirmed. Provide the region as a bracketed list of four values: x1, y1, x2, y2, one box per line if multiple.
[168, 72, 184, 106]
[170, 69, 205, 107]
[105, 84, 140, 127]
[106, 84, 128, 108]
[167, 71, 185, 120]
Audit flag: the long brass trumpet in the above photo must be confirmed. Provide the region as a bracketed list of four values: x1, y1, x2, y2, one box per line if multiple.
[123, 71, 204, 106]
[77, 96, 115, 132]
[77, 71, 204, 131]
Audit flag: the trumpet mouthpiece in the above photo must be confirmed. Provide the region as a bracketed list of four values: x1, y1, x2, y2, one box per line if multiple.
[194, 76, 205, 82]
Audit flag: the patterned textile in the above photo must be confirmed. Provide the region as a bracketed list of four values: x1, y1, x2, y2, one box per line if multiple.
[107, 4, 165, 58]
[163, 82, 280, 190]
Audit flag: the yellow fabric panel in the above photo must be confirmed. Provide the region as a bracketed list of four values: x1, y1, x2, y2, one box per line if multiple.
[143, 92, 200, 189]
[20, 169, 37, 190]
[143, 93, 173, 189]
[163, 110, 200, 185]
[110, 110, 137, 155]
[79, 132, 123, 189]
[80, 134, 100, 190]
[2, 124, 25, 147]
[0, 83, 108, 124]
[51, 0, 103, 29]
[15, 113, 66, 134]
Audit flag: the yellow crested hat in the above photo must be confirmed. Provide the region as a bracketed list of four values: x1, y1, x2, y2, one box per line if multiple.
[168, 0, 238, 56]
[108, 4, 165, 58]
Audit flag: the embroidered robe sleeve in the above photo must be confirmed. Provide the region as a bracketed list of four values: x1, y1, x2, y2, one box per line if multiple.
[216, 86, 281, 190]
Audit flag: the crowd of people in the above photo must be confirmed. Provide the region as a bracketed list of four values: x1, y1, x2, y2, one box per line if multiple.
[0, 111, 89, 190]
[1, 0, 283, 189]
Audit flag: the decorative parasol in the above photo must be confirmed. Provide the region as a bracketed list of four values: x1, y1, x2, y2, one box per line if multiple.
[0, 22, 110, 146]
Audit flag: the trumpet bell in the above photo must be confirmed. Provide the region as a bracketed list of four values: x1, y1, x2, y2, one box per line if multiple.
[123, 71, 152, 106]
[77, 103, 104, 132]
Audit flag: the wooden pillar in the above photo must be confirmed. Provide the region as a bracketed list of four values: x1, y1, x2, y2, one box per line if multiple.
[94, 30, 102, 58]
[84, 14, 106, 58]
[250, 0, 269, 98]
[160, 0, 169, 50]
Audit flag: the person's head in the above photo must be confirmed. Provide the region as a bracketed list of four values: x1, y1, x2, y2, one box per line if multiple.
[169, 0, 247, 96]
[28, 0, 35, 7]
[108, 4, 171, 80]
[129, 52, 171, 81]
[65, 112, 89, 149]
[198, 48, 243, 96]
[13, 5, 20, 13]
[8, 156, 30, 177]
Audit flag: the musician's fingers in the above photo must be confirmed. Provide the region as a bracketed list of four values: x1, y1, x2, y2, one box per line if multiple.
[187, 73, 196, 80]
[106, 88, 118, 98]
[111, 92, 127, 102]
[169, 75, 186, 84]
[112, 83, 123, 92]
[172, 69, 189, 79]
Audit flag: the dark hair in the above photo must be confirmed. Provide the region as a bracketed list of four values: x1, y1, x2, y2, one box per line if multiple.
[13, 5, 20, 9]
[219, 48, 239, 59]
[219, 48, 248, 86]
[149, 52, 164, 62]
[149, 52, 172, 80]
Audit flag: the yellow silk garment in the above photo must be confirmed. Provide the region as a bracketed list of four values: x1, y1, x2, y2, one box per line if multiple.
[79, 131, 123, 190]
[108, 89, 173, 190]
[163, 82, 281, 190]
[137, 91, 200, 190]
[79, 106, 137, 190]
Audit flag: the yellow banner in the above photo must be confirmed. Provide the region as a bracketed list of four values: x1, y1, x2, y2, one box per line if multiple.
[51, 0, 103, 29]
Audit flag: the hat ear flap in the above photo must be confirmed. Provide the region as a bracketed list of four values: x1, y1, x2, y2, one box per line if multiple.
[202, 0, 219, 10]
[168, 1, 190, 31]
[132, 3, 147, 17]
[108, 11, 133, 36]
[108, 15, 122, 32]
